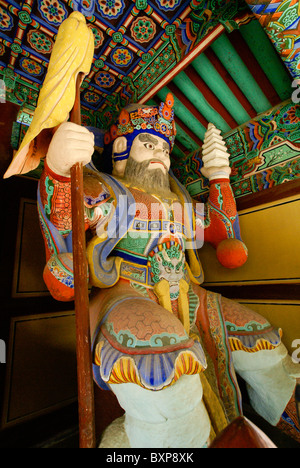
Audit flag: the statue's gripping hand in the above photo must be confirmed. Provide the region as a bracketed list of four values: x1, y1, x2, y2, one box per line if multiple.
[201, 123, 231, 181]
[46, 122, 95, 177]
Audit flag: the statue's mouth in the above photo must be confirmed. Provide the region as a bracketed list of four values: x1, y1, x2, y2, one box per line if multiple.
[149, 160, 167, 170]
[169, 281, 179, 287]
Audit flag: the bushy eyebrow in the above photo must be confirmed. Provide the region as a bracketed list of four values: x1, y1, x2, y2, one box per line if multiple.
[138, 133, 169, 151]
[138, 133, 158, 145]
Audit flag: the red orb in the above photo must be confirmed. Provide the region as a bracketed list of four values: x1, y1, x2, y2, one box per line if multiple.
[216, 239, 248, 269]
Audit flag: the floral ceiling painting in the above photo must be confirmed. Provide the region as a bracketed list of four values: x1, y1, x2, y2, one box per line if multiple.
[1, 0, 300, 201]
[0, 0, 251, 129]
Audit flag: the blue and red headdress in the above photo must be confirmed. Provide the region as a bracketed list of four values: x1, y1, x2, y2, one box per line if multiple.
[104, 93, 177, 163]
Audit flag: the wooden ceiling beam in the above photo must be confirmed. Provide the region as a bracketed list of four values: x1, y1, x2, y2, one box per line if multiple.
[151, 95, 204, 149]
[175, 116, 203, 148]
[204, 48, 257, 119]
[185, 65, 238, 129]
[167, 81, 209, 130]
[175, 139, 191, 155]
[228, 30, 281, 108]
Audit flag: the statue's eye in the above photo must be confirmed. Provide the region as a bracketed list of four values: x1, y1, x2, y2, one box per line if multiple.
[144, 143, 155, 150]
[165, 266, 171, 273]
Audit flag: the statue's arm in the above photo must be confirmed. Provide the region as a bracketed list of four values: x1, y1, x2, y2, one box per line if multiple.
[203, 178, 242, 246]
[195, 124, 248, 268]
[37, 122, 109, 300]
[38, 160, 75, 301]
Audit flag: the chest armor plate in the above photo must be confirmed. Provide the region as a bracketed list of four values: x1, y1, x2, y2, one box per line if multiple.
[115, 188, 187, 258]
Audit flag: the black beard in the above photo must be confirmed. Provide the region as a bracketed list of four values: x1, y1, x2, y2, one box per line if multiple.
[123, 157, 172, 197]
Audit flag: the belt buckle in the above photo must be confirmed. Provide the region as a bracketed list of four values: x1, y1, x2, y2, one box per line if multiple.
[148, 241, 186, 299]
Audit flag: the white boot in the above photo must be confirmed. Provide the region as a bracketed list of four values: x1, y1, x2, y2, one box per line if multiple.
[232, 343, 300, 425]
[100, 374, 211, 448]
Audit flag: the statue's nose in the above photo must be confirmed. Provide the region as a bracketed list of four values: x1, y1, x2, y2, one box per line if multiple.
[154, 147, 168, 161]
[154, 147, 163, 156]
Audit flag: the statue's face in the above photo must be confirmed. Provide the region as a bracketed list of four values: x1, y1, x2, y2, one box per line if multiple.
[130, 133, 171, 174]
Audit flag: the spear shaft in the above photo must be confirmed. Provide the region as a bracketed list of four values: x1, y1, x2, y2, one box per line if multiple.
[70, 73, 96, 449]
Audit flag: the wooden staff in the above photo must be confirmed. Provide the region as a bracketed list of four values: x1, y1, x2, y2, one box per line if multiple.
[70, 72, 96, 448]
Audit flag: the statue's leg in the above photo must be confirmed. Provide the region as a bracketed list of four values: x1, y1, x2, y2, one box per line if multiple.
[220, 296, 300, 442]
[108, 375, 210, 448]
[90, 280, 211, 448]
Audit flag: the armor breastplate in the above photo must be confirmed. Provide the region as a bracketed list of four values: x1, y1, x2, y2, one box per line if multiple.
[114, 187, 189, 289]
[114, 187, 187, 254]
[86, 172, 204, 290]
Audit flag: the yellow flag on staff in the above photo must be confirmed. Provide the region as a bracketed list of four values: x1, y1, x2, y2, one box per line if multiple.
[4, 11, 94, 178]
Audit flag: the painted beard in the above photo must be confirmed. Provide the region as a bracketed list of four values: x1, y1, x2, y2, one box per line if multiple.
[123, 157, 173, 197]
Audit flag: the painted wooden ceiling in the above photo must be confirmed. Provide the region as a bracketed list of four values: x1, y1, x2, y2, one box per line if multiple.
[0, 0, 293, 160]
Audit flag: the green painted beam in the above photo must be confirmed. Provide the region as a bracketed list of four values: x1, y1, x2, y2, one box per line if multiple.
[211, 34, 272, 113]
[192, 53, 251, 125]
[174, 124, 200, 153]
[146, 98, 159, 107]
[156, 86, 207, 141]
[172, 144, 187, 160]
[172, 72, 231, 134]
[239, 20, 292, 102]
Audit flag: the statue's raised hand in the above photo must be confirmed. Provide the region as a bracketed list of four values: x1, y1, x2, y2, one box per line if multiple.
[201, 123, 231, 181]
[46, 122, 95, 177]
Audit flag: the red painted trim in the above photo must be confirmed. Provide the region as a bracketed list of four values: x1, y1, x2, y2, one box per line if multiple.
[139, 24, 225, 104]
[185, 65, 238, 129]
[44, 160, 71, 182]
[228, 30, 281, 107]
[204, 48, 257, 119]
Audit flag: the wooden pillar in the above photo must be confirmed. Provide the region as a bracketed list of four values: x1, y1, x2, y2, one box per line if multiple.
[244, 0, 300, 79]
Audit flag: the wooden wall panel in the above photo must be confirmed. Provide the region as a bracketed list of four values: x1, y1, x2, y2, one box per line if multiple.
[199, 193, 300, 354]
[12, 199, 49, 297]
[199, 195, 300, 286]
[2, 311, 77, 427]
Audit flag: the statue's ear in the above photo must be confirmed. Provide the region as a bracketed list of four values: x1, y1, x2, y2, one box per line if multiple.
[113, 136, 127, 155]
[112, 136, 128, 178]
